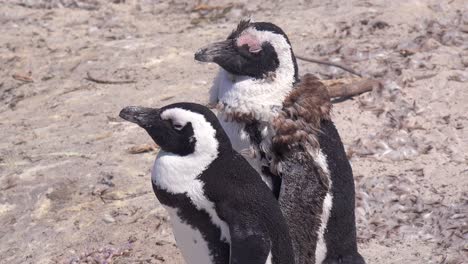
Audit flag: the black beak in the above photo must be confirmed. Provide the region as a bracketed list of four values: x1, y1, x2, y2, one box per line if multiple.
[119, 106, 160, 128]
[194, 40, 234, 62]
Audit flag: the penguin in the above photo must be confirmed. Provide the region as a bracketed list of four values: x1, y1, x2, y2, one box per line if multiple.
[119, 102, 295, 264]
[194, 20, 365, 264]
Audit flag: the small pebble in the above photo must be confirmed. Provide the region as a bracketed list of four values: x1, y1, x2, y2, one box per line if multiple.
[103, 214, 116, 223]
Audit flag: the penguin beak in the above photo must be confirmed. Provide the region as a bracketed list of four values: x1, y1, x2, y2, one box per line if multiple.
[194, 40, 235, 63]
[119, 106, 161, 129]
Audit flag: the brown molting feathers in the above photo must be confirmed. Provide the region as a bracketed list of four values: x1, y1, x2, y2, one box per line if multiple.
[273, 74, 332, 153]
[217, 103, 256, 123]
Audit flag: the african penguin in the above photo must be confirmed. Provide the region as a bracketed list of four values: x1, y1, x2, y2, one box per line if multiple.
[195, 20, 365, 264]
[119, 102, 295, 264]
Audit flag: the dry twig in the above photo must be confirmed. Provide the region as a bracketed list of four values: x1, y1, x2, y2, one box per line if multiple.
[12, 73, 34, 83]
[100, 191, 152, 203]
[319, 78, 382, 103]
[127, 143, 159, 154]
[322, 78, 381, 98]
[192, 4, 233, 11]
[85, 72, 136, 84]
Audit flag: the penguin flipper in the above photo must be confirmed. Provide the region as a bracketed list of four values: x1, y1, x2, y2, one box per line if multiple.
[218, 203, 271, 264]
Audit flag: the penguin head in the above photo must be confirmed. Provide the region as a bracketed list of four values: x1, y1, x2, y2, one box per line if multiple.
[195, 19, 298, 82]
[120, 103, 231, 156]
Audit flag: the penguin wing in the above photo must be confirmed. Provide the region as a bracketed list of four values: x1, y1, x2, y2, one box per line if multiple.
[218, 202, 271, 264]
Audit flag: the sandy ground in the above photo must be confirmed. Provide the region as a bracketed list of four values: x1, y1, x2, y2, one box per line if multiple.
[0, 0, 467, 263]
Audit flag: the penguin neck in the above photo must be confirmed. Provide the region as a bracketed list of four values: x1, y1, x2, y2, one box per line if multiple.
[213, 65, 296, 122]
[151, 124, 220, 194]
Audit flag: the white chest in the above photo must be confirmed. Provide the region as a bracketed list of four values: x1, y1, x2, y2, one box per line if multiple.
[152, 153, 231, 243]
[210, 68, 292, 188]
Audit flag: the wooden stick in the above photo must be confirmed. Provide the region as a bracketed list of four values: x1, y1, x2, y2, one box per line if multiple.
[85, 72, 136, 84]
[296, 55, 362, 77]
[192, 4, 233, 11]
[127, 143, 159, 154]
[321, 78, 381, 99]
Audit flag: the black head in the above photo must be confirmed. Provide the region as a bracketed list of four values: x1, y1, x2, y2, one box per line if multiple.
[195, 19, 298, 81]
[119, 103, 232, 156]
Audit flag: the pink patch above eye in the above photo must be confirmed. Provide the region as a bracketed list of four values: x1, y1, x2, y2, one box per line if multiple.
[236, 33, 262, 53]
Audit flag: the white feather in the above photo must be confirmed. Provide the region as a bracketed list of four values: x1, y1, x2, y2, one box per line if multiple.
[265, 250, 273, 264]
[315, 192, 333, 264]
[312, 150, 332, 264]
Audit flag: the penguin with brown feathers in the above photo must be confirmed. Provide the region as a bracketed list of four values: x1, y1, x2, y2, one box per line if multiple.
[195, 20, 365, 264]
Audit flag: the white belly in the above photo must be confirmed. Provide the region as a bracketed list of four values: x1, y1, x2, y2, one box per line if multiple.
[165, 207, 215, 264]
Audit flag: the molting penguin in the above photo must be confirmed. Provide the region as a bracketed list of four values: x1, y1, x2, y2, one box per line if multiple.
[195, 20, 365, 264]
[119, 102, 295, 264]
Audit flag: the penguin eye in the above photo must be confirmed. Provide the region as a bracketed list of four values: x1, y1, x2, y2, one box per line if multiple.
[173, 123, 184, 130]
[238, 45, 260, 59]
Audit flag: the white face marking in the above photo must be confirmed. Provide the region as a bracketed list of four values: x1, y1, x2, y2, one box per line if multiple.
[165, 206, 214, 264]
[152, 107, 231, 242]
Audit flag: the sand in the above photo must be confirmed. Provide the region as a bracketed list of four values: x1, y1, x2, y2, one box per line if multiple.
[0, 0, 466, 263]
